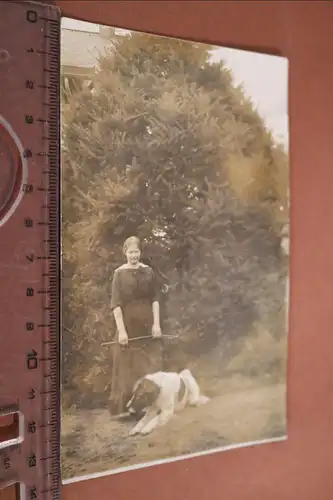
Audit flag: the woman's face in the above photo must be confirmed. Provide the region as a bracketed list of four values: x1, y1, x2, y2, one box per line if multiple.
[125, 244, 141, 266]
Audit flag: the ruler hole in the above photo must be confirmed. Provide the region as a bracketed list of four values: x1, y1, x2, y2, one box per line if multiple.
[0, 411, 23, 449]
[0, 481, 22, 500]
[0, 116, 26, 227]
[0, 49, 10, 63]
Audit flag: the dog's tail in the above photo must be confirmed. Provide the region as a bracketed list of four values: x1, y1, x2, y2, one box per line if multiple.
[179, 369, 210, 406]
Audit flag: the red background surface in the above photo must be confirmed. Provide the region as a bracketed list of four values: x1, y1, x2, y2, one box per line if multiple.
[61, 1, 333, 499]
[3, 1, 333, 499]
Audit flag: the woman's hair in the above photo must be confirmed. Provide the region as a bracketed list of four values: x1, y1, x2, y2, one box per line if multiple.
[123, 236, 141, 254]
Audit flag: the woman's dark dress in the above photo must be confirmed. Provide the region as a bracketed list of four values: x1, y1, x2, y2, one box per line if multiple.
[108, 264, 163, 414]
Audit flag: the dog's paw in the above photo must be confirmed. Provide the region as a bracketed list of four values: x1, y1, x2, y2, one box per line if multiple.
[190, 395, 210, 407]
[129, 427, 140, 437]
[198, 395, 210, 405]
[139, 427, 152, 435]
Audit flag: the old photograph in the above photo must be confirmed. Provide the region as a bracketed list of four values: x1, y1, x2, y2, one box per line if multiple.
[60, 18, 289, 482]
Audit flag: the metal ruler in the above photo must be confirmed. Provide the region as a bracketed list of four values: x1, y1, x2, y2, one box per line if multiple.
[0, 1, 61, 499]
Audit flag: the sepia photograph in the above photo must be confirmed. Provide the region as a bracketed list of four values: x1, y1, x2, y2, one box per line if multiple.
[60, 18, 289, 482]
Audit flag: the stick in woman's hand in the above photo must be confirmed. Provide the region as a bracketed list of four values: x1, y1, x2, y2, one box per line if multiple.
[101, 334, 179, 347]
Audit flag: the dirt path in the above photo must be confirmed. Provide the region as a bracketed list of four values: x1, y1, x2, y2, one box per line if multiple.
[61, 380, 286, 480]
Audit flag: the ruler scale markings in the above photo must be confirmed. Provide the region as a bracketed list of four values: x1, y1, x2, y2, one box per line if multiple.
[0, 2, 61, 499]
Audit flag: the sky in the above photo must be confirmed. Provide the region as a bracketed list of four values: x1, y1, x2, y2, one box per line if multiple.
[62, 18, 289, 149]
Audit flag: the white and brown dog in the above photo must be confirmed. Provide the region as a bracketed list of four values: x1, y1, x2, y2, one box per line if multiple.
[126, 369, 209, 436]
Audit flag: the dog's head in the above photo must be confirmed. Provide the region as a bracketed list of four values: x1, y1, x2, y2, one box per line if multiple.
[126, 377, 160, 415]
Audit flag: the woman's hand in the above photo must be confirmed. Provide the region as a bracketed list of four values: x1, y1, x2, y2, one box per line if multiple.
[152, 324, 162, 339]
[118, 330, 129, 346]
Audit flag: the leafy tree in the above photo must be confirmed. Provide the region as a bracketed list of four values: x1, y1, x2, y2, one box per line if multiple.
[61, 31, 288, 407]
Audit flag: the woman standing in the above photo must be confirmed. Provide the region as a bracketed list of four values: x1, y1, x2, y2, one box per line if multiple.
[108, 236, 163, 414]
